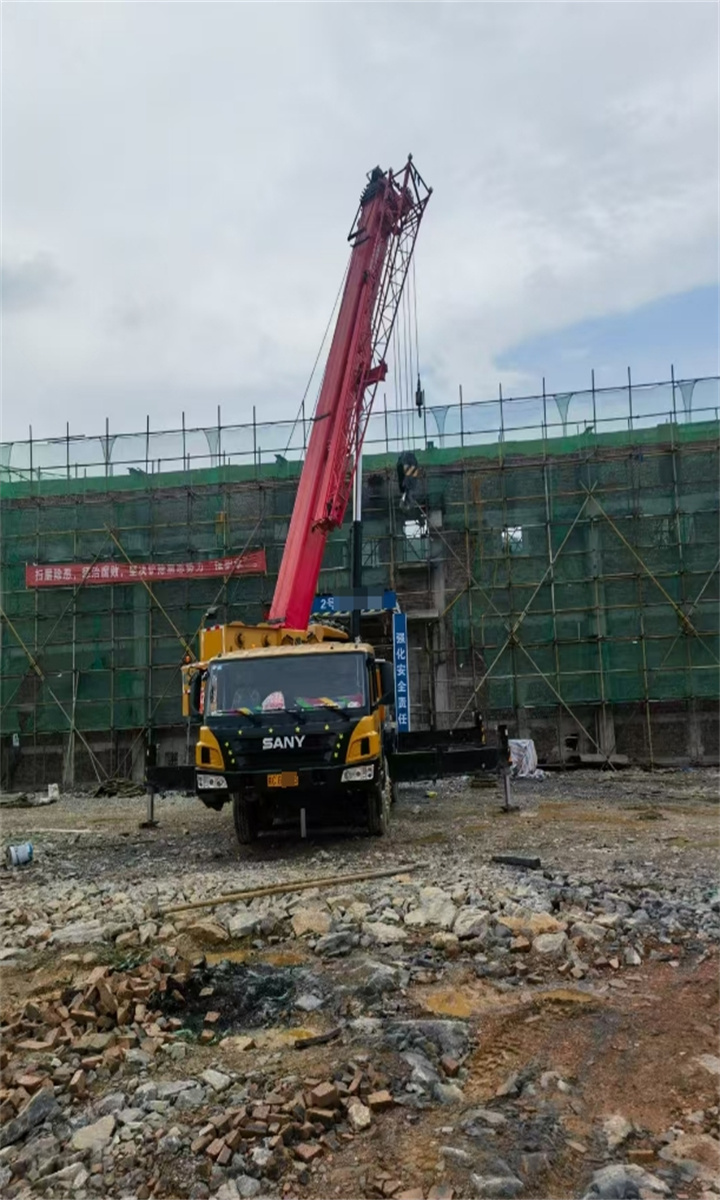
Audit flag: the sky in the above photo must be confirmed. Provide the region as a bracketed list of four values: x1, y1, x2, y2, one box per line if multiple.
[2, 1, 718, 446]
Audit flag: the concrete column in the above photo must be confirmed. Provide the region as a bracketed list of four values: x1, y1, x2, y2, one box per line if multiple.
[595, 704, 617, 758]
[688, 701, 704, 763]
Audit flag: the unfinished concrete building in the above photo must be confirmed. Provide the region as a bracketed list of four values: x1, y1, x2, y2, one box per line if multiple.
[1, 374, 718, 787]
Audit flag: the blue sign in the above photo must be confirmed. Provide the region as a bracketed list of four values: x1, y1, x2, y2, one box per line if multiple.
[312, 589, 397, 616]
[392, 611, 410, 732]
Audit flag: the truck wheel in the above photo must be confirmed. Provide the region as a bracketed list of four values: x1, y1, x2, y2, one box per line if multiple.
[233, 791, 258, 845]
[367, 762, 391, 836]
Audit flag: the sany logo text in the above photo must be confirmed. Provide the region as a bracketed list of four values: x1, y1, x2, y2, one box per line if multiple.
[262, 736, 306, 750]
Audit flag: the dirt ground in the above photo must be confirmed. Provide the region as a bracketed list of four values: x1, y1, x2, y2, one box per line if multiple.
[1, 768, 719, 1200]
[2, 765, 718, 884]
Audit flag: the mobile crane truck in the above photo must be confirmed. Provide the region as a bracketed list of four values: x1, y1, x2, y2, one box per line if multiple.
[148, 158, 506, 843]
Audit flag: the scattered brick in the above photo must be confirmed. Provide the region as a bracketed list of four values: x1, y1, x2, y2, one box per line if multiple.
[191, 1134, 214, 1155]
[368, 1089, 394, 1111]
[295, 1143, 322, 1163]
[69, 1069, 87, 1096]
[307, 1107, 336, 1128]
[210, 1113, 231, 1134]
[15, 1073, 46, 1093]
[240, 1122, 269, 1138]
[225, 1128, 244, 1152]
[309, 1081, 339, 1108]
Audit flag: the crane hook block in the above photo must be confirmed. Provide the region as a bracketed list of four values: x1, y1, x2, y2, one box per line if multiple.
[415, 375, 425, 414]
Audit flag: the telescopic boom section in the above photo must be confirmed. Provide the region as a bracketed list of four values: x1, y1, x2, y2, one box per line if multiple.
[269, 157, 431, 630]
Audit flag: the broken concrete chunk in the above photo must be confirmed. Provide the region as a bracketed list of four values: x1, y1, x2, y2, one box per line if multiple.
[453, 908, 490, 939]
[603, 1114, 634, 1150]
[532, 932, 568, 957]
[570, 922, 606, 944]
[470, 1174, 523, 1197]
[201, 1068, 231, 1093]
[70, 1114, 116, 1152]
[291, 906, 332, 937]
[228, 909, 260, 939]
[50, 920, 104, 946]
[404, 887, 457, 930]
[0, 1088, 60, 1149]
[314, 930, 359, 957]
[347, 1100, 372, 1131]
[461, 1107, 507, 1129]
[364, 921, 409, 944]
[188, 918, 229, 945]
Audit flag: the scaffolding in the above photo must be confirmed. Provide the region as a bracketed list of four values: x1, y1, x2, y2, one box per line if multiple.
[1, 372, 718, 785]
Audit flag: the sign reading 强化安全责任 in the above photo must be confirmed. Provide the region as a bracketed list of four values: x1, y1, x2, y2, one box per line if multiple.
[25, 549, 266, 588]
[392, 611, 410, 733]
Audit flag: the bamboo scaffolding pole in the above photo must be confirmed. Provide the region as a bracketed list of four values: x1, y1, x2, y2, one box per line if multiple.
[157, 861, 425, 918]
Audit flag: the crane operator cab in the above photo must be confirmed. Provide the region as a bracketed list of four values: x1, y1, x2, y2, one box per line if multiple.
[188, 641, 397, 844]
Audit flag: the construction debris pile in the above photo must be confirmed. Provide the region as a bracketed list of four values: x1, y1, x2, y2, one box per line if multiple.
[0, 952, 415, 1198]
[1, 771, 718, 1199]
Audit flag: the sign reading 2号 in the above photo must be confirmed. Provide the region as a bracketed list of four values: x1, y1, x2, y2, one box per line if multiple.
[392, 612, 411, 733]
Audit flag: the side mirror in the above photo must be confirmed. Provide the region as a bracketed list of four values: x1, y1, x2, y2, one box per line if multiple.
[190, 671, 204, 716]
[378, 660, 395, 706]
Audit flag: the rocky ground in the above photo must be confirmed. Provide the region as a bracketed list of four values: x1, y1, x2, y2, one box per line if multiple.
[1, 768, 719, 1200]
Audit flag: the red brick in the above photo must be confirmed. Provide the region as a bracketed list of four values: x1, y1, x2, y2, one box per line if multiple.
[309, 1082, 339, 1108]
[295, 1142, 322, 1162]
[225, 1128, 244, 1152]
[69, 1069, 87, 1096]
[306, 1108, 336, 1128]
[15, 1074, 46, 1093]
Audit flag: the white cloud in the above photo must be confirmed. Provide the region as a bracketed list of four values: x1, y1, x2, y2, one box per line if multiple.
[2, 1, 717, 440]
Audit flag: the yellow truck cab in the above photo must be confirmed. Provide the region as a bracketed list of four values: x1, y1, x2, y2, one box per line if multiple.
[187, 631, 396, 843]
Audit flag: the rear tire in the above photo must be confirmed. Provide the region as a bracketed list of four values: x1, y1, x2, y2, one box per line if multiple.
[367, 760, 391, 836]
[233, 790, 258, 845]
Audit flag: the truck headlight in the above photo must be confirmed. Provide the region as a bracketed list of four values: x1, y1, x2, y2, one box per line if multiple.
[341, 765, 375, 782]
[197, 773, 227, 790]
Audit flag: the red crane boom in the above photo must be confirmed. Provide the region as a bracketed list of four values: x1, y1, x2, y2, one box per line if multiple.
[269, 157, 431, 630]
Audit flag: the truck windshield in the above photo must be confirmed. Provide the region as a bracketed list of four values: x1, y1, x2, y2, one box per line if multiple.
[205, 654, 368, 717]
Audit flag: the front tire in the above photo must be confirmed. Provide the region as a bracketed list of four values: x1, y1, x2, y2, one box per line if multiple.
[233, 790, 258, 845]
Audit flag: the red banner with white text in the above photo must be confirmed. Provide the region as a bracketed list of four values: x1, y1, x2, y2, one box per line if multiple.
[26, 550, 266, 588]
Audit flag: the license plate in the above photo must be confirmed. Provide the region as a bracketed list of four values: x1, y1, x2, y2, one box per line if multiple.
[267, 772, 299, 788]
